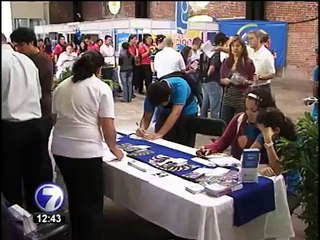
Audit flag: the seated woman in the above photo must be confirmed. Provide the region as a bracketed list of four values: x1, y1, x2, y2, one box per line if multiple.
[196, 87, 276, 161]
[56, 43, 78, 79]
[252, 107, 300, 214]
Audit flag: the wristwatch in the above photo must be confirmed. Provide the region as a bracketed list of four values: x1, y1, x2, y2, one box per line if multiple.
[264, 141, 274, 148]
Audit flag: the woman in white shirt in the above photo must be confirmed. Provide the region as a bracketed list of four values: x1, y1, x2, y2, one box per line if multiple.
[55, 43, 78, 79]
[52, 50, 123, 240]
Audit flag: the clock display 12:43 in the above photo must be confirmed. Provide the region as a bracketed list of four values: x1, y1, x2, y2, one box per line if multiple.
[33, 213, 65, 224]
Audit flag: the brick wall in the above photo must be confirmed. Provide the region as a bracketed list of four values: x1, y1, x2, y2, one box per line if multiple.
[49, 2, 74, 24]
[191, 1, 246, 18]
[265, 1, 318, 79]
[149, 1, 175, 20]
[148, 1, 246, 20]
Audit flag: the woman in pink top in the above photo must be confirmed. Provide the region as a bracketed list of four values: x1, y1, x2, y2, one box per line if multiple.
[138, 34, 153, 94]
[84, 34, 99, 51]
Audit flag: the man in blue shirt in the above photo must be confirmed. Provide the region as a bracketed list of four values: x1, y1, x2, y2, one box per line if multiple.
[136, 77, 198, 147]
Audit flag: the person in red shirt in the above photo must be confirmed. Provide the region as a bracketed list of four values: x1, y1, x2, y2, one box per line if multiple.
[37, 38, 44, 53]
[95, 39, 103, 50]
[138, 34, 153, 94]
[53, 35, 66, 64]
[84, 34, 99, 51]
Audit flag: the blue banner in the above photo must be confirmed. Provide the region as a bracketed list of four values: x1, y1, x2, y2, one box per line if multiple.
[175, 1, 189, 34]
[115, 32, 130, 52]
[218, 20, 288, 68]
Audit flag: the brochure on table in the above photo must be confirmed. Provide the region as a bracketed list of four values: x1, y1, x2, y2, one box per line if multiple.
[240, 148, 260, 183]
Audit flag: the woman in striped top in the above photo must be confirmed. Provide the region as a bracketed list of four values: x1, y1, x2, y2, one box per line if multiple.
[220, 36, 255, 124]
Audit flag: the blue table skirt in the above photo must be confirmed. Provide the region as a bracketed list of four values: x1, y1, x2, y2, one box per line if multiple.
[117, 133, 275, 226]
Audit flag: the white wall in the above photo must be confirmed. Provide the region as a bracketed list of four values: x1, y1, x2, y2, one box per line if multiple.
[1, 1, 13, 40]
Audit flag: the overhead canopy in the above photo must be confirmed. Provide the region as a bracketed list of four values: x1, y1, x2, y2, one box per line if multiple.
[34, 17, 219, 35]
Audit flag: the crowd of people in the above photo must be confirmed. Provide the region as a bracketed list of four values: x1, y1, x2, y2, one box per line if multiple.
[1, 25, 317, 240]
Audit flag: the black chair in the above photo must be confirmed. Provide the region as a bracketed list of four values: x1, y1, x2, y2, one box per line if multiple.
[186, 117, 226, 137]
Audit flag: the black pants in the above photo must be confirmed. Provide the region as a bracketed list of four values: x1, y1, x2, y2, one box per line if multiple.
[54, 155, 104, 240]
[39, 116, 53, 183]
[250, 83, 271, 93]
[132, 65, 141, 92]
[188, 72, 203, 107]
[1, 118, 47, 213]
[101, 67, 114, 80]
[138, 64, 152, 93]
[155, 113, 197, 147]
[221, 104, 244, 125]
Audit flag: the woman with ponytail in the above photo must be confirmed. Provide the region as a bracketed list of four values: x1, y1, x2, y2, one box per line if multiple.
[51, 50, 123, 240]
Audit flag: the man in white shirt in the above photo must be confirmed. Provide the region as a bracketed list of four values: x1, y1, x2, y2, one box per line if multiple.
[100, 34, 115, 80]
[1, 33, 45, 213]
[247, 30, 276, 92]
[154, 37, 186, 78]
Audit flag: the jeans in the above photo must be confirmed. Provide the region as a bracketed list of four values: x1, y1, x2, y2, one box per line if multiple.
[200, 81, 222, 119]
[120, 71, 133, 102]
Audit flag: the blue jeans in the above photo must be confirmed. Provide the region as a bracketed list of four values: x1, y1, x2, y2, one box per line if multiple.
[200, 81, 222, 118]
[120, 71, 133, 102]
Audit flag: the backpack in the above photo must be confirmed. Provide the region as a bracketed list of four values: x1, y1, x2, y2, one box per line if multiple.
[158, 71, 202, 106]
[198, 52, 211, 80]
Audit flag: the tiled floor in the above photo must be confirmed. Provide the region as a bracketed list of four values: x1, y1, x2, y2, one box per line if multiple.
[58, 76, 311, 239]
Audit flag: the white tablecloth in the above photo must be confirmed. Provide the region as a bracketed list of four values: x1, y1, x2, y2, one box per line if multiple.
[103, 134, 295, 240]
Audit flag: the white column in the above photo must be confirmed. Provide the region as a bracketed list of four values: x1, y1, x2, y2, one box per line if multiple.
[1, 1, 13, 40]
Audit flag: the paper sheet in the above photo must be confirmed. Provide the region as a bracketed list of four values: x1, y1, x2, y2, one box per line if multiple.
[210, 157, 241, 167]
[201, 40, 215, 58]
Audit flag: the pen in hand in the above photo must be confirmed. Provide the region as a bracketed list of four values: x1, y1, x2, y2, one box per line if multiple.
[135, 122, 147, 137]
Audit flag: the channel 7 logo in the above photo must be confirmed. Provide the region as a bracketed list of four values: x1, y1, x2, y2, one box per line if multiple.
[33, 183, 65, 224]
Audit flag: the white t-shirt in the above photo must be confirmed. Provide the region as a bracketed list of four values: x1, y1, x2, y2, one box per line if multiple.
[55, 51, 78, 79]
[220, 51, 229, 62]
[189, 49, 201, 63]
[100, 44, 115, 66]
[154, 47, 186, 78]
[248, 45, 275, 84]
[51, 75, 115, 158]
[1, 44, 42, 121]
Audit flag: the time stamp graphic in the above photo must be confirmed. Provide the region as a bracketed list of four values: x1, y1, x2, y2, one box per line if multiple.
[33, 183, 66, 224]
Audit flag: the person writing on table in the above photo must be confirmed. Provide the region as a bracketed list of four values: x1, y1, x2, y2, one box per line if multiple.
[196, 88, 276, 161]
[51, 50, 123, 240]
[135, 77, 198, 147]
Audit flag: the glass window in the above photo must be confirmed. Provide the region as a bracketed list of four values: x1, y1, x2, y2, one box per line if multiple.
[14, 18, 28, 29]
[30, 19, 42, 30]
